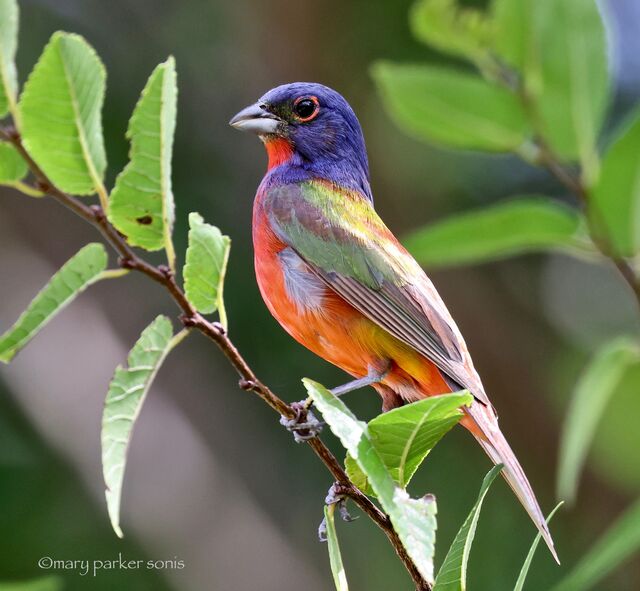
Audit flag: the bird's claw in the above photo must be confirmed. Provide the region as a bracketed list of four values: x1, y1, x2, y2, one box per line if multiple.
[279, 400, 324, 443]
[318, 482, 358, 541]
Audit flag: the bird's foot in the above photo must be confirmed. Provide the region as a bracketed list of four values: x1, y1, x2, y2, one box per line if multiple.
[318, 482, 358, 541]
[330, 363, 390, 397]
[279, 400, 324, 443]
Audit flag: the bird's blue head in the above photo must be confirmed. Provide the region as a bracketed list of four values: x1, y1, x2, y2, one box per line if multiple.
[230, 82, 372, 200]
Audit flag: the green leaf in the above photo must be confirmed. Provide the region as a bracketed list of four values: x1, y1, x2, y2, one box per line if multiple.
[591, 107, 640, 256]
[182, 212, 231, 326]
[433, 465, 502, 591]
[0, 0, 19, 120]
[107, 58, 178, 268]
[0, 243, 108, 363]
[373, 63, 529, 152]
[491, 0, 535, 72]
[493, 0, 609, 174]
[404, 198, 595, 269]
[513, 502, 563, 591]
[557, 338, 640, 504]
[535, 0, 609, 173]
[102, 316, 189, 538]
[304, 379, 438, 584]
[0, 141, 27, 183]
[345, 392, 471, 494]
[410, 0, 494, 67]
[19, 32, 107, 200]
[0, 577, 62, 591]
[551, 498, 640, 591]
[324, 504, 350, 591]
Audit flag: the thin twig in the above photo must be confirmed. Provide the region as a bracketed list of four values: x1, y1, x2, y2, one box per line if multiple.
[0, 125, 430, 591]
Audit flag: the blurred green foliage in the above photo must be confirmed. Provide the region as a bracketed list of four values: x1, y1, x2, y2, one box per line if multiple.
[403, 198, 594, 269]
[374, 0, 640, 588]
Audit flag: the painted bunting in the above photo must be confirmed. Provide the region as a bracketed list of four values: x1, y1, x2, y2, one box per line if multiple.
[230, 83, 557, 561]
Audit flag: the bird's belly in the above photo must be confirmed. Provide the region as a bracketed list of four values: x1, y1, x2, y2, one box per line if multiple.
[254, 243, 374, 377]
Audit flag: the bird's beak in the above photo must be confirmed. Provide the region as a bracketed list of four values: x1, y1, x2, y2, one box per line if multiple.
[229, 102, 282, 135]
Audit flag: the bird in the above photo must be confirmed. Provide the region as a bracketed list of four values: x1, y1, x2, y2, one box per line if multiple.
[230, 82, 558, 561]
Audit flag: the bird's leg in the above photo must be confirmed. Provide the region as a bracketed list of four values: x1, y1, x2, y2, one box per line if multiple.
[282, 364, 389, 442]
[331, 363, 390, 397]
[318, 482, 358, 541]
[279, 400, 324, 443]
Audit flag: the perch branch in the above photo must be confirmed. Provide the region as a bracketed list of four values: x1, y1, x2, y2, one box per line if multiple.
[0, 125, 430, 591]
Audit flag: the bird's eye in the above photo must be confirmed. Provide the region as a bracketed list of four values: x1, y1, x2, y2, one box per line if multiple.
[293, 96, 319, 122]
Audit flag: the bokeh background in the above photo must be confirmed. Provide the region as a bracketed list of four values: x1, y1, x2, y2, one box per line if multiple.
[1, 0, 639, 589]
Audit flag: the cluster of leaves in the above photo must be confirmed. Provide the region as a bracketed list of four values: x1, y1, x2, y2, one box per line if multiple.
[0, 0, 231, 545]
[375, 0, 639, 267]
[369, 0, 640, 589]
[308, 380, 565, 590]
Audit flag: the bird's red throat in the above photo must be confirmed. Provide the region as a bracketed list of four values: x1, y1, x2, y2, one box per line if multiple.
[263, 137, 294, 170]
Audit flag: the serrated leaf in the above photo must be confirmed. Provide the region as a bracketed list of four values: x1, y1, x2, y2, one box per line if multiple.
[403, 198, 595, 269]
[102, 316, 188, 538]
[373, 62, 529, 152]
[535, 0, 609, 173]
[410, 0, 494, 66]
[433, 465, 502, 591]
[324, 504, 350, 591]
[182, 212, 231, 325]
[107, 58, 178, 267]
[304, 379, 438, 584]
[0, 0, 19, 120]
[514, 502, 563, 591]
[0, 243, 108, 363]
[551, 498, 640, 591]
[591, 107, 640, 256]
[0, 141, 27, 183]
[19, 32, 107, 198]
[0, 576, 63, 591]
[345, 393, 471, 495]
[557, 338, 640, 504]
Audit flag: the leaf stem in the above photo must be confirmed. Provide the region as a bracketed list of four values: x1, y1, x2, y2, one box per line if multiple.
[6, 180, 44, 197]
[0, 124, 431, 591]
[98, 268, 131, 281]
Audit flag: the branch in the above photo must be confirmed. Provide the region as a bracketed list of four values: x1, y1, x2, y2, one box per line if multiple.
[0, 125, 431, 591]
[533, 139, 640, 308]
[512, 83, 640, 309]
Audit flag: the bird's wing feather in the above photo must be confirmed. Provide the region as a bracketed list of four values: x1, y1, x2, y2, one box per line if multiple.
[263, 180, 489, 404]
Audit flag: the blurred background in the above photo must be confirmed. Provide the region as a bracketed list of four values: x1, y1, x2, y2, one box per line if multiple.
[1, 0, 639, 589]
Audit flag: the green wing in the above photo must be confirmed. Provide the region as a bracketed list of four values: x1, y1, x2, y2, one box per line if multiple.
[263, 181, 488, 404]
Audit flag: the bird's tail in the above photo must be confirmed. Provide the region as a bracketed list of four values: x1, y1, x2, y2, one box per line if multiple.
[463, 402, 560, 564]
